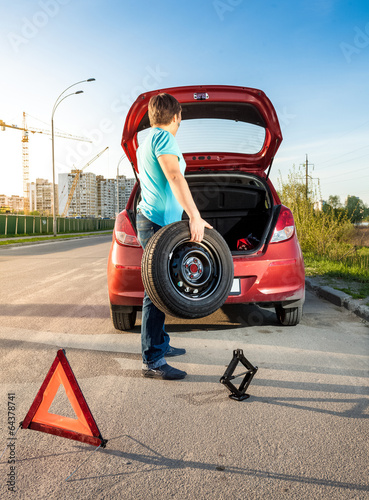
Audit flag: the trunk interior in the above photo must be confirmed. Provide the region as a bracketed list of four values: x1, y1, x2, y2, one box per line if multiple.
[184, 172, 274, 253]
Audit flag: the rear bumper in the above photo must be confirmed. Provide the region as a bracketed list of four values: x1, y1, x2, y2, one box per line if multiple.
[225, 264, 305, 305]
[108, 235, 305, 309]
[226, 235, 305, 305]
[107, 239, 144, 307]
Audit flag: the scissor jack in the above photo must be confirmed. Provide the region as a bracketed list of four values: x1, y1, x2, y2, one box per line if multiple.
[220, 349, 258, 401]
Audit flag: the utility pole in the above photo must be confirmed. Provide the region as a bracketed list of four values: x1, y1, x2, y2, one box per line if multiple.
[300, 154, 314, 200]
[305, 154, 308, 200]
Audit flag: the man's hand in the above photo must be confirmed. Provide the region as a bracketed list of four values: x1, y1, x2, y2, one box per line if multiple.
[189, 216, 213, 243]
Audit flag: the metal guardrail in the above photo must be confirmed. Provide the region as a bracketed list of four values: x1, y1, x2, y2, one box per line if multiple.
[0, 214, 114, 236]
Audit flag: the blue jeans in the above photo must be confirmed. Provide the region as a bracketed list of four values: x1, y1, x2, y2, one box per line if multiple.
[136, 210, 170, 368]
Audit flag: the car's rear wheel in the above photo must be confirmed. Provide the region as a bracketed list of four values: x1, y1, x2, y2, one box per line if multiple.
[141, 221, 234, 319]
[110, 305, 137, 331]
[275, 304, 302, 326]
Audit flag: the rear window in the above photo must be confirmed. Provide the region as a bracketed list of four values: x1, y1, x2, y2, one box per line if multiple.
[138, 119, 265, 155]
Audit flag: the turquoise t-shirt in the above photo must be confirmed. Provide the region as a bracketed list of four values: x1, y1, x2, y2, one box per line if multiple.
[137, 127, 187, 226]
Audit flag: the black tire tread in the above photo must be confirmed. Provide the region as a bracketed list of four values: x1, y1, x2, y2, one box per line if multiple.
[110, 307, 137, 331]
[275, 305, 302, 326]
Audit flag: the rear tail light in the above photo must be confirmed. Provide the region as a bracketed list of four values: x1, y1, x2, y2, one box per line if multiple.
[270, 205, 295, 243]
[114, 210, 141, 247]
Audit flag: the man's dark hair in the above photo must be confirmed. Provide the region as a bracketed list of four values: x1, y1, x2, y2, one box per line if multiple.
[148, 93, 182, 126]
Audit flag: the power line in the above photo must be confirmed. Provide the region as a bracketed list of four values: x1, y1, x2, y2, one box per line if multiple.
[320, 173, 369, 185]
[319, 165, 369, 179]
[318, 152, 369, 170]
[336, 119, 369, 140]
[318, 144, 369, 169]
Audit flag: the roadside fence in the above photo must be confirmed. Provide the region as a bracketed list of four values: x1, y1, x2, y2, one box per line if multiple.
[0, 214, 114, 236]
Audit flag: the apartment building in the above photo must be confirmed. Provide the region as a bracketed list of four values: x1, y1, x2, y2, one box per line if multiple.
[97, 175, 136, 217]
[7, 195, 24, 212]
[0, 194, 25, 213]
[58, 171, 97, 217]
[3, 173, 135, 217]
[120, 177, 135, 209]
[97, 176, 116, 218]
[80, 172, 98, 217]
[58, 172, 134, 218]
[116, 175, 135, 213]
[0, 194, 8, 208]
[29, 178, 56, 215]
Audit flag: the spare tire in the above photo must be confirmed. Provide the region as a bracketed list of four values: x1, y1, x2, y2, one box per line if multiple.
[141, 221, 234, 319]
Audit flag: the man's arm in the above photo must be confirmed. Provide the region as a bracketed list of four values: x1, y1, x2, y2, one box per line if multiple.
[158, 154, 212, 243]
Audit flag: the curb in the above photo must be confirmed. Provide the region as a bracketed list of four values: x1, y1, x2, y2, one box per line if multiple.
[305, 277, 369, 323]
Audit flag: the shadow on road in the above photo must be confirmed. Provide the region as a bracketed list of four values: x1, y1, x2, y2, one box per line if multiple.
[0, 303, 280, 331]
[164, 304, 279, 332]
[62, 435, 369, 493]
[173, 386, 369, 419]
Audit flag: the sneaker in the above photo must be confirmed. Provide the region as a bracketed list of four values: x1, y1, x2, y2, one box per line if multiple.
[165, 346, 186, 357]
[142, 363, 187, 380]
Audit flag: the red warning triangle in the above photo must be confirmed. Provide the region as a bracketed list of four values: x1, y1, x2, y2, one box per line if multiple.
[22, 349, 106, 447]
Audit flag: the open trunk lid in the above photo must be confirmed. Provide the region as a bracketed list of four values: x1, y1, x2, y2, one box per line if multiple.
[122, 85, 283, 175]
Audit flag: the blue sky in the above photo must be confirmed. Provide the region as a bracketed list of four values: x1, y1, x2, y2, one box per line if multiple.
[1, 0, 369, 205]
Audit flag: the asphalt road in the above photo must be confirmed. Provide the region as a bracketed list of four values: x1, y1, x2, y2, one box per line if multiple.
[0, 236, 368, 499]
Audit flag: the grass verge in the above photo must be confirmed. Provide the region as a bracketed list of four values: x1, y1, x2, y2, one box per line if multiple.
[304, 250, 369, 300]
[278, 168, 369, 303]
[0, 231, 112, 246]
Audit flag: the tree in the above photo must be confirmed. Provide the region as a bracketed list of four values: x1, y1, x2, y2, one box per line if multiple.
[345, 196, 365, 223]
[323, 195, 346, 219]
[363, 203, 369, 221]
[327, 195, 342, 209]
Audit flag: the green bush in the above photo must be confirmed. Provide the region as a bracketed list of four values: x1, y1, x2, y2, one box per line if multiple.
[277, 168, 354, 261]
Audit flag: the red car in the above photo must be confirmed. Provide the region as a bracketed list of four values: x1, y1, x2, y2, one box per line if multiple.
[108, 85, 305, 330]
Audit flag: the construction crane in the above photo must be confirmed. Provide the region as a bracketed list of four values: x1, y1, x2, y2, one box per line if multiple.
[61, 147, 109, 217]
[0, 112, 91, 212]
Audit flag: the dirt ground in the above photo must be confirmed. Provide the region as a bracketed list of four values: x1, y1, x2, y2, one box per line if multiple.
[352, 226, 369, 247]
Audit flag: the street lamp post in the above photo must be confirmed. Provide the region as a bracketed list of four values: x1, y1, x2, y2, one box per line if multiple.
[116, 154, 127, 215]
[51, 78, 95, 237]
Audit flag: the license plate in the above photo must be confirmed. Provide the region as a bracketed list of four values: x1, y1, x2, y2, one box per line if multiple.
[230, 278, 240, 295]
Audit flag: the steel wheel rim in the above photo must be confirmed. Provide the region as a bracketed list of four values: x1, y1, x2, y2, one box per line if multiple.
[167, 238, 222, 300]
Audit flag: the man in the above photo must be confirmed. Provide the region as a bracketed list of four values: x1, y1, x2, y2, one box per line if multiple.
[136, 93, 212, 380]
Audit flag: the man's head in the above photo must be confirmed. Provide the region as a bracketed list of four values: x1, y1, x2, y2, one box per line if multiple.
[148, 93, 182, 127]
